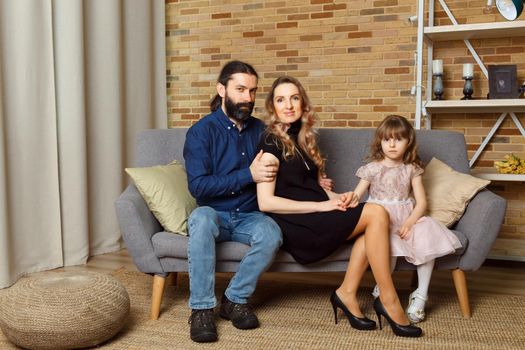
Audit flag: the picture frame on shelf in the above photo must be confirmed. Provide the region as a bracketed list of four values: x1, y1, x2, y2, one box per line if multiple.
[488, 65, 520, 99]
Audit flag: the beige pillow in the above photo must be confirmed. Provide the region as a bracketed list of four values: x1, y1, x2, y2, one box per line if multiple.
[422, 158, 490, 227]
[125, 160, 196, 235]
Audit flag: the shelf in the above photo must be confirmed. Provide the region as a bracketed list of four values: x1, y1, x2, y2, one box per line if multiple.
[424, 21, 525, 41]
[424, 99, 525, 113]
[471, 169, 525, 182]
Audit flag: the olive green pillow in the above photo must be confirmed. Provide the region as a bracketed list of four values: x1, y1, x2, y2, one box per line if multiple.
[423, 158, 490, 227]
[125, 160, 196, 235]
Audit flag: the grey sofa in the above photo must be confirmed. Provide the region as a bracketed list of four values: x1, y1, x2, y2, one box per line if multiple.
[115, 128, 506, 320]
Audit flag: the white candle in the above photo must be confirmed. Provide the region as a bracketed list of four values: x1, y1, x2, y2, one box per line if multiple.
[463, 63, 474, 78]
[432, 59, 443, 75]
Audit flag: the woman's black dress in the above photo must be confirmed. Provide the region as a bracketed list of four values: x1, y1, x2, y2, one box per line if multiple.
[257, 122, 365, 264]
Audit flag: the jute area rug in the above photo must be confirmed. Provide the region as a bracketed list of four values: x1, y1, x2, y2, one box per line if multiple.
[1, 269, 524, 350]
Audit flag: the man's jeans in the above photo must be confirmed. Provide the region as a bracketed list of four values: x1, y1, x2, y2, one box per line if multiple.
[187, 206, 282, 310]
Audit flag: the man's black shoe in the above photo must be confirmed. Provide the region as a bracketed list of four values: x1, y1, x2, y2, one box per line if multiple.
[189, 309, 217, 342]
[219, 294, 259, 329]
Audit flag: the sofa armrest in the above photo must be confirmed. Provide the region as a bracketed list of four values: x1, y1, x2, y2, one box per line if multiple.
[115, 184, 165, 274]
[454, 189, 506, 271]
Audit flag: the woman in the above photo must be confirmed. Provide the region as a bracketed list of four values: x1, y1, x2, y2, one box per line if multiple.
[256, 76, 422, 337]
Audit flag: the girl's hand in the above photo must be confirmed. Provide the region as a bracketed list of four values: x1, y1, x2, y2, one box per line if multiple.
[340, 192, 359, 208]
[317, 198, 347, 212]
[398, 220, 415, 239]
[348, 192, 360, 208]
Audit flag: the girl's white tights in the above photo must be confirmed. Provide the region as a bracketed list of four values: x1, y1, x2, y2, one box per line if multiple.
[374, 257, 435, 299]
[415, 259, 435, 298]
[407, 259, 435, 322]
[390, 257, 434, 297]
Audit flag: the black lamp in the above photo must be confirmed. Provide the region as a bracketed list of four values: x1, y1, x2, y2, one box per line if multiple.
[495, 0, 524, 20]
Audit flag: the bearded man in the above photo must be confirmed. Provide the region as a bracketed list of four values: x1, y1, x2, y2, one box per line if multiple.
[183, 61, 283, 343]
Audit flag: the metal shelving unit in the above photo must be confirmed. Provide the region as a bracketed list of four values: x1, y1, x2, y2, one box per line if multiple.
[424, 20, 525, 41]
[414, 0, 525, 180]
[471, 169, 525, 182]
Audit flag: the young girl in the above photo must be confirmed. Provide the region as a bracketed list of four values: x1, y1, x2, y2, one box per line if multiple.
[349, 115, 462, 323]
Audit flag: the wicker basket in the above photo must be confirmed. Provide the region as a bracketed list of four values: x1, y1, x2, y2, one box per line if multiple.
[0, 270, 130, 350]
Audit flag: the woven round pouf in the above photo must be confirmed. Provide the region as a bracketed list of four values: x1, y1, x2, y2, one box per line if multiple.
[0, 270, 130, 350]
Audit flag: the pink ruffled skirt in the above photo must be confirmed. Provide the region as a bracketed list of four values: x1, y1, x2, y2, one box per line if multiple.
[369, 198, 462, 265]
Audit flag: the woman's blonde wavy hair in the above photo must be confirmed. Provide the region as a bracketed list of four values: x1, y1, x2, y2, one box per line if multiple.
[264, 76, 326, 175]
[369, 115, 423, 167]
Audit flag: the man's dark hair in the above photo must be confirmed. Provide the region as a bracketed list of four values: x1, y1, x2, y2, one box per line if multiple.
[210, 60, 258, 111]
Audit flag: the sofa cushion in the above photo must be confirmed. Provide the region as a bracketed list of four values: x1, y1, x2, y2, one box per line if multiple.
[152, 229, 467, 262]
[125, 160, 196, 235]
[423, 158, 490, 227]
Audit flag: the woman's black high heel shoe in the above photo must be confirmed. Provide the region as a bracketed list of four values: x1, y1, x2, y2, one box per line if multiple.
[373, 297, 422, 337]
[330, 291, 376, 330]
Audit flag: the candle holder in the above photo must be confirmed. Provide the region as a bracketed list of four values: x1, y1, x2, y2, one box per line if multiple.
[433, 73, 444, 100]
[461, 76, 473, 100]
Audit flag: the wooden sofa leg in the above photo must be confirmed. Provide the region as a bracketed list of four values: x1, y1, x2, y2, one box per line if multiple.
[451, 269, 471, 318]
[151, 274, 167, 320]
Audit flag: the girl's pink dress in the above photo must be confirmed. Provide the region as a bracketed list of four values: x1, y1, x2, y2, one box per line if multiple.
[356, 162, 462, 265]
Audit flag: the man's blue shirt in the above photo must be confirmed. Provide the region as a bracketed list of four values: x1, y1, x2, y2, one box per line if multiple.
[183, 108, 265, 212]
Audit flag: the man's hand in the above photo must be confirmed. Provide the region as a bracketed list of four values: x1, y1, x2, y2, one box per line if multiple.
[250, 150, 279, 183]
[319, 175, 334, 191]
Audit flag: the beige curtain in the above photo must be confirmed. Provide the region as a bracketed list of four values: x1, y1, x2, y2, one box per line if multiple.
[0, 0, 167, 288]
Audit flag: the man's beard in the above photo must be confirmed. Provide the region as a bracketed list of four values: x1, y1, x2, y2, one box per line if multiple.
[224, 94, 254, 122]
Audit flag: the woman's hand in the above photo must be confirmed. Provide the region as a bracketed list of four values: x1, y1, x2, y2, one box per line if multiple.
[317, 198, 347, 212]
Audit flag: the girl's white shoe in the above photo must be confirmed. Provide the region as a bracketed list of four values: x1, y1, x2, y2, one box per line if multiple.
[406, 290, 427, 323]
[371, 285, 380, 298]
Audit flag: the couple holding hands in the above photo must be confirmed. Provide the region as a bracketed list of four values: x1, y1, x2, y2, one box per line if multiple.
[183, 60, 460, 342]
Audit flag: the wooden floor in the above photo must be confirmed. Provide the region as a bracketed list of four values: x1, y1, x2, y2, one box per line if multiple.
[73, 249, 525, 297]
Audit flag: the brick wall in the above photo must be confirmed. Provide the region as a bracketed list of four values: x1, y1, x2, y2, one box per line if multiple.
[165, 0, 525, 259]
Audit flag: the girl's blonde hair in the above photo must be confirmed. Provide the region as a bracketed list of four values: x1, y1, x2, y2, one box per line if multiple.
[264, 76, 325, 175]
[369, 115, 423, 167]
